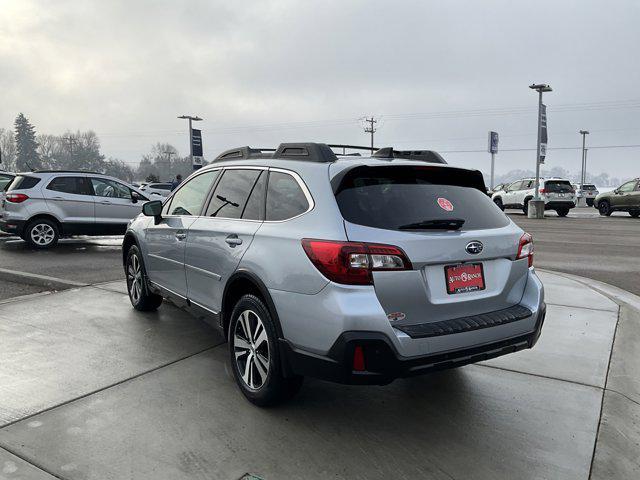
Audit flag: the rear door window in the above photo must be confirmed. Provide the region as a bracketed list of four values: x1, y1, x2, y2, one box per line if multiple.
[7, 175, 41, 191]
[47, 176, 92, 195]
[265, 171, 309, 221]
[334, 165, 508, 231]
[205, 169, 261, 219]
[545, 180, 573, 193]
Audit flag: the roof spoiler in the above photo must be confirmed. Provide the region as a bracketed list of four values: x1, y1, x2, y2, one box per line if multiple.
[372, 148, 447, 164]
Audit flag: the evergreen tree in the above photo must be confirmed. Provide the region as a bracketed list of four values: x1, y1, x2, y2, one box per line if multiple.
[14, 113, 41, 171]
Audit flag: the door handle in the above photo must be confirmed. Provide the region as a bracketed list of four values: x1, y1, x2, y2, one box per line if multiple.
[175, 231, 187, 240]
[225, 234, 243, 247]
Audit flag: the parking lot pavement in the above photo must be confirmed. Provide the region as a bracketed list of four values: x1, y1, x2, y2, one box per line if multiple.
[0, 272, 638, 479]
[508, 209, 640, 296]
[0, 235, 123, 286]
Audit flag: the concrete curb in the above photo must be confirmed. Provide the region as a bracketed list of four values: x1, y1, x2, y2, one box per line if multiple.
[0, 268, 88, 290]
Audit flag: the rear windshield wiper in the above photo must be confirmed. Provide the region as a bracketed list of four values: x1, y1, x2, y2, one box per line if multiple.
[398, 218, 465, 230]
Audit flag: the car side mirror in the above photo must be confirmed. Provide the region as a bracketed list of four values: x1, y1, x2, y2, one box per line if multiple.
[142, 200, 163, 224]
[131, 191, 141, 203]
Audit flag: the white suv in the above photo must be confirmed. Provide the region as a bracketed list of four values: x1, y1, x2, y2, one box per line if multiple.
[492, 178, 576, 217]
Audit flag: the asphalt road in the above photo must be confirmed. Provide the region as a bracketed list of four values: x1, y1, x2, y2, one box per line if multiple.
[508, 208, 640, 295]
[1, 207, 639, 298]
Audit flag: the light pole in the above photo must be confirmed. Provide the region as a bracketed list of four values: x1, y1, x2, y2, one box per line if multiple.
[579, 130, 589, 189]
[178, 115, 203, 170]
[528, 83, 552, 218]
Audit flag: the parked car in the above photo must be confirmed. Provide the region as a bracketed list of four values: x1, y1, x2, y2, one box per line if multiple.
[0, 170, 149, 248]
[122, 143, 546, 406]
[0, 172, 15, 191]
[572, 183, 599, 206]
[487, 182, 507, 197]
[492, 177, 576, 216]
[140, 182, 173, 197]
[594, 178, 640, 217]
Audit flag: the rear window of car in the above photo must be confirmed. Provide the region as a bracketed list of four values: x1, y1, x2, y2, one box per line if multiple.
[0, 175, 14, 191]
[583, 184, 597, 190]
[545, 180, 573, 193]
[6, 175, 41, 192]
[334, 165, 509, 231]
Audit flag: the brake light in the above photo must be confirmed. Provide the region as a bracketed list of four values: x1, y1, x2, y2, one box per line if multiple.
[538, 188, 546, 194]
[301, 239, 412, 285]
[516, 233, 534, 267]
[5, 193, 29, 203]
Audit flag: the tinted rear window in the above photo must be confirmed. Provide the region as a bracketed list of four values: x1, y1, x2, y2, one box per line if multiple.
[335, 166, 508, 231]
[545, 180, 573, 193]
[6, 175, 41, 192]
[583, 184, 597, 190]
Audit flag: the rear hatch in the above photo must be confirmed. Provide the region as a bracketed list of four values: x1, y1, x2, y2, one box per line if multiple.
[544, 180, 574, 201]
[332, 164, 529, 327]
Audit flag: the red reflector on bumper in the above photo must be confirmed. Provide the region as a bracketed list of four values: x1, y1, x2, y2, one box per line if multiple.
[353, 345, 365, 372]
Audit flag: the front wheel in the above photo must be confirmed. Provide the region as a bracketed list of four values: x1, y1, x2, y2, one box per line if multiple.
[522, 198, 530, 215]
[229, 294, 303, 406]
[126, 245, 163, 311]
[598, 200, 612, 216]
[556, 208, 570, 217]
[493, 198, 504, 211]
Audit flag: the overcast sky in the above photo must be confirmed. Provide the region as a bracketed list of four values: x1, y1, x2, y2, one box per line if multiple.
[1, 0, 639, 179]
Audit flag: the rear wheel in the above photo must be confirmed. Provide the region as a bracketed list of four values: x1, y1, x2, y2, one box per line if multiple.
[630, 210, 640, 218]
[229, 294, 303, 406]
[598, 200, 612, 216]
[126, 245, 163, 311]
[556, 208, 570, 217]
[586, 199, 594, 207]
[24, 218, 59, 249]
[493, 198, 504, 211]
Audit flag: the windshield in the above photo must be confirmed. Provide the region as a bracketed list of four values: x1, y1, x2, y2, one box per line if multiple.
[334, 165, 509, 231]
[545, 180, 573, 193]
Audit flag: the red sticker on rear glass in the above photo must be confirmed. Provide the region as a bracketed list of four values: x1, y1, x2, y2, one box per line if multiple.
[437, 197, 454, 211]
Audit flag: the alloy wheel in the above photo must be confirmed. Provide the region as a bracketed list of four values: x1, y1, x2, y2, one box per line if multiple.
[127, 253, 143, 304]
[233, 309, 270, 390]
[30, 223, 55, 246]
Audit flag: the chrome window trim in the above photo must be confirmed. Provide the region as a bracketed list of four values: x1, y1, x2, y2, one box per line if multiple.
[263, 167, 315, 223]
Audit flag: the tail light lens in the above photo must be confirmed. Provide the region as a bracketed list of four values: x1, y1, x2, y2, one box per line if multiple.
[5, 193, 29, 203]
[517, 233, 534, 267]
[301, 239, 412, 285]
[539, 188, 546, 194]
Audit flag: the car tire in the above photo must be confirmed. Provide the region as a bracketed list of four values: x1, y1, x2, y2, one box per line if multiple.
[586, 199, 594, 207]
[125, 245, 163, 311]
[229, 294, 303, 406]
[522, 198, 530, 215]
[556, 208, 569, 217]
[493, 198, 504, 211]
[630, 210, 640, 218]
[24, 218, 59, 249]
[598, 200, 612, 216]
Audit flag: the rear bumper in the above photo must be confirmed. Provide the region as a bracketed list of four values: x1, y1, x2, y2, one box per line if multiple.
[544, 201, 575, 210]
[280, 303, 546, 385]
[0, 219, 26, 236]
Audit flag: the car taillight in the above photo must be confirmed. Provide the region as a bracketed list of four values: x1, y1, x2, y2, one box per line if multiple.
[539, 188, 546, 194]
[5, 193, 29, 203]
[301, 239, 412, 285]
[516, 232, 534, 267]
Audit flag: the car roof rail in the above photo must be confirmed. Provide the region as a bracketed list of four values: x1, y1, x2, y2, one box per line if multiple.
[372, 147, 447, 164]
[214, 142, 338, 163]
[32, 169, 103, 174]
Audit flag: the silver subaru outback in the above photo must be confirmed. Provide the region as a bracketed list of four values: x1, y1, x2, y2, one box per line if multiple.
[122, 143, 545, 406]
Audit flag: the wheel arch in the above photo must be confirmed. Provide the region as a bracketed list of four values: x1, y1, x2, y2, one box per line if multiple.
[122, 231, 139, 266]
[25, 214, 62, 233]
[221, 269, 284, 341]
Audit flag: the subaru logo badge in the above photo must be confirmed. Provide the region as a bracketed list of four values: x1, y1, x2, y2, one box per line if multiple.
[465, 241, 483, 255]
